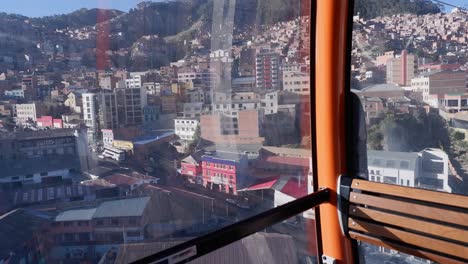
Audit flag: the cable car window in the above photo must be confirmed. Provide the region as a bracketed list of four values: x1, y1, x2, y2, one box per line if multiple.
[0, 0, 316, 263]
[351, 0, 467, 262]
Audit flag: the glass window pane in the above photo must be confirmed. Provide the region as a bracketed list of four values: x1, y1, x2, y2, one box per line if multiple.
[351, 0, 467, 262]
[0, 0, 317, 263]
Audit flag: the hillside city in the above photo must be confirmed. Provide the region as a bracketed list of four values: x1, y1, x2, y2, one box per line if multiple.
[0, 1, 467, 263]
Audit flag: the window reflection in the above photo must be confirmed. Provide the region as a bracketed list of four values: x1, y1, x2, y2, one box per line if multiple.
[0, 0, 313, 263]
[352, 0, 467, 262]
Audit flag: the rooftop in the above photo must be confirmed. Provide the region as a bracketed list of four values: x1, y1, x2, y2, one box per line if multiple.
[93, 197, 150, 218]
[359, 83, 404, 93]
[261, 146, 311, 158]
[0, 128, 76, 141]
[55, 208, 97, 222]
[202, 151, 247, 163]
[110, 232, 297, 264]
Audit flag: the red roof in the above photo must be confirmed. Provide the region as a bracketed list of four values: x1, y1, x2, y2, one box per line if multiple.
[279, 178, 307, 198]
[245, 176, 308, 199]
[246, 177, 279, 191]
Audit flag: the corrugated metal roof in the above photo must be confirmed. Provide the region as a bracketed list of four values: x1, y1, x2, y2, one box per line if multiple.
[93, 197, 150, 218]
[360, 83, 403, 92]
[112, 232, 298, 264]
[55, 208, 96, 222]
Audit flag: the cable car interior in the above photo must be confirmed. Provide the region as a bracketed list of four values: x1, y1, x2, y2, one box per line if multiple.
[0, 0, 466, 264]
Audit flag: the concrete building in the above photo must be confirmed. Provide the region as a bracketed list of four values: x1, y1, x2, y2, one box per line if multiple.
[386, 50, 417, 86]
[182, 102, 204, 118]
[174, 118, 199, 141]
[143, 82, 161, 95]
[99, 75, 118, 90]
[143, 105, 160, 124]
[367, 149, 451, 193]
[283, 71, 310, 94]
[256, 50, 280, 91]
[232, 77, 256, 92]
[201, 110, 264, 145]
[4, 89, 25, 98]
[83, 92, 119, 142]
[52, 197, 152, 244]
[353, 83, 405, 99]
[125, 75, 145, 88]
[360, 96, 385, 124]
[375, 51, 395, 66]
[437, 93, 468, 113]
[64, 91, 83, 113]
[160, 95, 177, 113]
[410, 70, 467, 107]
[115, 87, 147, 127]
[15, 103, 44, 124]
[0, 128, 88, 187]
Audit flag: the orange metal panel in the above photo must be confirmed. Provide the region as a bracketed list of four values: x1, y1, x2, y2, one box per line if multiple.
[315, 0, 354, 263]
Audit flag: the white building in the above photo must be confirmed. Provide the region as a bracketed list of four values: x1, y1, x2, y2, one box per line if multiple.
[126, 75, 143, 88]
[283, 71, 310, 95]
[15, 103, 42, 124]
[143, 82, 161, 95]
[102, 129, 114, 147]
[174, 118, 199, 141]
[5, 89, 25, 98]
[82, 93, 99, 142]
[367, 148, 451, 193]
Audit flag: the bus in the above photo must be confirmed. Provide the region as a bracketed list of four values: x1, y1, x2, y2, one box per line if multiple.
[101, 146, 126, 161]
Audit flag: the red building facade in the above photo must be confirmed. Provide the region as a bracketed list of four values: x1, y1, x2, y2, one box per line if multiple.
[201, 152, 248, 194]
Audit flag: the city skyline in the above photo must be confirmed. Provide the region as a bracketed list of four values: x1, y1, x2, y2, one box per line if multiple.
[0, 0, 160, 17]
[0, 0, 466, 17]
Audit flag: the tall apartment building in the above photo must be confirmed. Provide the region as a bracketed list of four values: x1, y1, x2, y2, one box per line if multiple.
[115, 87, 147, 127]
[410, 70, 467, 107]
[386, 50, 417, 86]
[82, 92, 118, 142]
[256, 50, 280, 91]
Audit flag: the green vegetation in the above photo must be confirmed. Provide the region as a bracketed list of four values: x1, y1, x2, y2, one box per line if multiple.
[367, 110, 448, 152]
[449, 129, 468, 164]
[354, 0, 441, 19]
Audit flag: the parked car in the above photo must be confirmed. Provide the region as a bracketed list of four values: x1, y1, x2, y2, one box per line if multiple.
[225, 198, 236, 205]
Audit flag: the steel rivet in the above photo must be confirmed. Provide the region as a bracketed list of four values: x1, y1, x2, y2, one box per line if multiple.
[352, 222, 356, 226]
[355, 182, 359, 186]
[352, 209, 356, 213]
[353, 195, 357, 199]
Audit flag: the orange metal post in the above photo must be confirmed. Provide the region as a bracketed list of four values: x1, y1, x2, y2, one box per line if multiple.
[315, 0, 354, 263]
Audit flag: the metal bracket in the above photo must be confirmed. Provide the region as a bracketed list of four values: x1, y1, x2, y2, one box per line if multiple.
[321, 254, 336, 264]
[337, 175, 352, 237]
